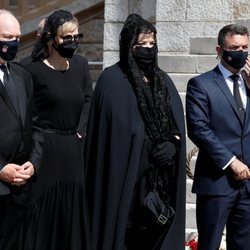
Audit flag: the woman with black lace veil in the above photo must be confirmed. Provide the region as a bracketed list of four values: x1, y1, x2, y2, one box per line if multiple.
[85, 13, 186, 249]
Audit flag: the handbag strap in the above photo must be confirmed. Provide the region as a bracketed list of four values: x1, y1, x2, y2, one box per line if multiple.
[152, 167, 158, 191]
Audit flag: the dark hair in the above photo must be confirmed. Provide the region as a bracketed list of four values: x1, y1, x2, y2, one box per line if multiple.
[218, 24, 249, 47]
[31, 9, 75, 60]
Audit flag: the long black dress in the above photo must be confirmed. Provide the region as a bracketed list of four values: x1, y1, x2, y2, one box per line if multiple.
[11, 60, 92, 250]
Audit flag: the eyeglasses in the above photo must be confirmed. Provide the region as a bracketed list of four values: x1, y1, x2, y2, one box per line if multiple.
[58, 33, 83, 44]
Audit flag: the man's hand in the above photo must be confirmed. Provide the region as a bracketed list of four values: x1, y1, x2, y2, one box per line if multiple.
[21, 161, 35, 176]
[11, 161, 35, 186]
[242, 57, 250, 89]
[0, 163, 30, 185]
[229, 158, 250, 180]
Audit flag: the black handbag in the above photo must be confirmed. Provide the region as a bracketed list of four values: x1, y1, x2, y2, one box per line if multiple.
[143, 167, 175, 227]
[144, 190, 175, 227]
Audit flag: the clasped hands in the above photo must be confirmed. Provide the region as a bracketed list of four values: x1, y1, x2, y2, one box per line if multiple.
[0, 161, 34, 186]
[230, 158, 250, 181]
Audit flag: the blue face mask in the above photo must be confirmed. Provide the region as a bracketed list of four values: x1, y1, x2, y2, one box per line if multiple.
[222, 49, 248, 69]
[0, 39, 19, 61]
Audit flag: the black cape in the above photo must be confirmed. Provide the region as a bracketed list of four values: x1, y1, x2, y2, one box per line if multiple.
[85, 63, 186, 249]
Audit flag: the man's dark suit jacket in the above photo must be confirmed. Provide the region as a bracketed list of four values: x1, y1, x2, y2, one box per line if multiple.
[0, 62, 43, 196]
[186, 66, 250, 195]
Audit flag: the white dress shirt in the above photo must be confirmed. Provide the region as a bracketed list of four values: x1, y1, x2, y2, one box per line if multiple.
[218, 63, 247, 109]
[0, 63, 9, 85]
[218, 63, 248, 169]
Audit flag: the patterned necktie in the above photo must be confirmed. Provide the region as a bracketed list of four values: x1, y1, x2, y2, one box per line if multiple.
[230, 74, 245, 123]
[0, 64, 19, 113]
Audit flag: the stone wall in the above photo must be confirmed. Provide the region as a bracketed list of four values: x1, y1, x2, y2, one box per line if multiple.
[157, 0, 250, 54]
[103, 0, 250, 67]
[103, 0, 156, 68]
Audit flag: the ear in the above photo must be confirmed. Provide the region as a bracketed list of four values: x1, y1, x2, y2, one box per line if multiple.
[216, 45, 222, 58]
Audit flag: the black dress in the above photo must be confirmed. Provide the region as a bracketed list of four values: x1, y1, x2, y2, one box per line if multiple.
[12, 60, 92, 250]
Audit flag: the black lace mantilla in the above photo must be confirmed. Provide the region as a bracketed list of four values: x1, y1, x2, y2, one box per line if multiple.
[119, 13, 179, 205]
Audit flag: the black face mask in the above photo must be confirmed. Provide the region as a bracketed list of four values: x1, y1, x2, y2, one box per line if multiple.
[222, 49, 248, 69]
[133, 46, 157, 66]
[53, 42, 78, 58]
[0, 39, 19, 61]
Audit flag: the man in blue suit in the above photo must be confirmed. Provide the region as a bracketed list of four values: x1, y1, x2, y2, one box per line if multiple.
[186, 24, 250, 250]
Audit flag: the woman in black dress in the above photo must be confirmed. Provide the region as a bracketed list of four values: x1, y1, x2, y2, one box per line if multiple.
[4, 10, 92, 250]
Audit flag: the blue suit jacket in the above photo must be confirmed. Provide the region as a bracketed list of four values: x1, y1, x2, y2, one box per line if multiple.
[186, 66, 250, 196]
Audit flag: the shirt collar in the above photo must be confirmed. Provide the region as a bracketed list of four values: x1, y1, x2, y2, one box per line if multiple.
[218, 63, 243, 82]
[0, 63, 9, 73]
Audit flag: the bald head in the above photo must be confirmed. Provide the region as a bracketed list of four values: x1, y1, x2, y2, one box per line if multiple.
[0, 9, 21, 40]
[0, 9, 21, 62]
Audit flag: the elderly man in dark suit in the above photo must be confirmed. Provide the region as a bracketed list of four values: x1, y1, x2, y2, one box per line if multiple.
[0, 9, 43, 242]
[186, 24, 250, 250]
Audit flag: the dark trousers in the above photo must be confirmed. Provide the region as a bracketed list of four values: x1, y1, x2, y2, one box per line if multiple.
[125, 224, 169, 250]
[0, 194, 25, 249]
[0, 194, 11, 225]
[196, 185, 250, 250]
[0, 195, 11, 246]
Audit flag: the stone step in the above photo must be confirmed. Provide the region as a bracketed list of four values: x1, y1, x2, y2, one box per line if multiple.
[186, 147, 198, 178]
[158, 54, 218, 74]
[186, 179, 196, 229]
[190, 37, 217, 55]
[185, 228, 227, 249]
[185, 228, 197, 237]
[185, 228, 198, 244]
[186, 203, 197, 229]
[189, 19, 250, 56]
[236, 18, 250, 31]
[186, 178, 196, 204]
[168, 73, 198, 92]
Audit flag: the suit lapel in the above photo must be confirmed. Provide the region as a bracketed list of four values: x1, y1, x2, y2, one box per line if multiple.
[213, 66, 244, 125]
[9, 69, 27, 127]
[0, 80, 19, 120]
[243, 83, 250, 134]
[0, 64, 27, 127]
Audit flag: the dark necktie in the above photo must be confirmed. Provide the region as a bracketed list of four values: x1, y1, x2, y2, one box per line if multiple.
[0, 64, 19, 113]
[230, 74, 245, 123]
